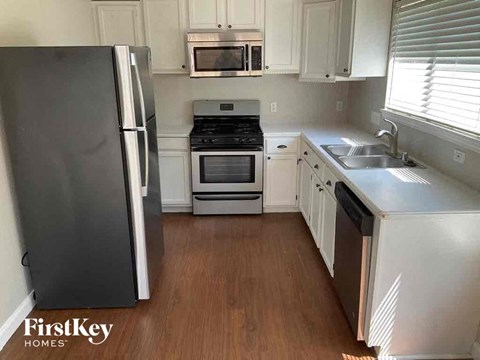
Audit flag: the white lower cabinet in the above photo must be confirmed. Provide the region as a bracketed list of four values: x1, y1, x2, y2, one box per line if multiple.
[299, 159, 313, 222]
[264, 155, 298, 207]
[309, 173, 324, 248]
[158, 137, 192, 209]
[299, 140, 337, 277]
[319, 189, 336, 276]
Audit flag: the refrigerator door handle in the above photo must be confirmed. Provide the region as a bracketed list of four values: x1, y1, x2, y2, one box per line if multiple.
[130, 52, 149, 197]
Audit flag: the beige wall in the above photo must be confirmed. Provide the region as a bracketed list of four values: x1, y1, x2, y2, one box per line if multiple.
[154, 74, 350, 125]
[0, 0, 96, 46]
[0, 0, 95, 335]
[347, 77, 480, 192]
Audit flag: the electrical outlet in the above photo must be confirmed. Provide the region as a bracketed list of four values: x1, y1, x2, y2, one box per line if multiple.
[453, 149, 465, 164]
[371, 111, 382, 126]
[336, 101, 344, 112]
[270, 102, 277, 113]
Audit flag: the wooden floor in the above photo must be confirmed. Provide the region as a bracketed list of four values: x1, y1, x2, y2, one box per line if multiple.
[1, 213, 375, 360]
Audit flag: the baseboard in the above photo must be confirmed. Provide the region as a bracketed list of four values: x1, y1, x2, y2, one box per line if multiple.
[162, 205, 192, 213]
[263, 206, 300, 213]
[472, 341, 480, 360]
[378, 354, 473, 360]
[0, 290, 35, 352]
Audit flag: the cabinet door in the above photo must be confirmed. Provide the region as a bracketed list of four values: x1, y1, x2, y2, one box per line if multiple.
[158, 151, 192, 205]
[299, 160, 313, 223]
[320, 190, 336, 277]
[335, 0, 355, 76]
[264, 0, 301, 73]
[144, 0, 188, 74]
[188, 0, 225, 29]
[309, 175, 324, 248]
[93, 2, 145, 46]
[299, 1, 336, 82]
[264, 155, 298, 207]
[226, 0, 262, 29]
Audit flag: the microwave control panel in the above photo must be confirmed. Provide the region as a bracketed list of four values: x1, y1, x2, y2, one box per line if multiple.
[251, 46, 262, 71]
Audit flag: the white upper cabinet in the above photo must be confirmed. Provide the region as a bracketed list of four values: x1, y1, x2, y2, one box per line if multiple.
[264, 0, 302, 73]
[93, 2, 145, 46]
[227, 0, 262, 29]
[144, 0, 188, 74]
[335, 0, 393, 78]
[188, 0, 225, 29]
[188, 0, 262, 30]
[299, 1, 336, 82]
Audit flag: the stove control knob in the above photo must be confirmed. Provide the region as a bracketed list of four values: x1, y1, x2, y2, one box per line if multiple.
[202, 139, 208, 144]
[211, 139, 217, 143]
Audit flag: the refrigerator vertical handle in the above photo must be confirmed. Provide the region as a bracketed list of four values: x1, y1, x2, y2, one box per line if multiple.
[130, 52, 149, 198]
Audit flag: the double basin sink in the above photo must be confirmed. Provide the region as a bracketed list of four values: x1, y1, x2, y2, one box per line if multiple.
[321, 144, 419, 170]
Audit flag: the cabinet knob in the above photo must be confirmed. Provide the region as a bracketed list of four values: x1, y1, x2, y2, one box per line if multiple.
[304, 151, 308, 156]
[265, 65, 269, 70]
[344, 68, 348, 73]
[316, 183, 320, 188]
[267, 156, 271, 160]
[326, 180, 332, 186]
[319, 187, 323, 192]
[314, 164, 319, 169]
[228, 25, 232, 29]
[182, 65, 186, 69]
[218, 24, 222, 28]
[326, 74, 330, 78]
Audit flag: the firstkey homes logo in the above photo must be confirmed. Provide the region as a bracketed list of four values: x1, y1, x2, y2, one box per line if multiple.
[24, 318, 113, 348]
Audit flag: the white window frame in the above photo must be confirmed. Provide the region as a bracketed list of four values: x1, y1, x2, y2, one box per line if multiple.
[382, 0, 480, 154]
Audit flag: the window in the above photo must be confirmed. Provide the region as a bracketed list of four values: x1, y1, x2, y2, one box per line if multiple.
[386, 0, 480, 135]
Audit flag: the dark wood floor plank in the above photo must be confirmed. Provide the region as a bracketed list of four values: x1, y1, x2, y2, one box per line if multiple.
[0, 213, 375, 360]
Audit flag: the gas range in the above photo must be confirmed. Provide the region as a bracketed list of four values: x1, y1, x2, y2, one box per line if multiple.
[190, 100, 263, 215]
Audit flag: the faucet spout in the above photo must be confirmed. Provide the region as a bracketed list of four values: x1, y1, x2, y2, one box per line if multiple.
[374, 118, 399, 158]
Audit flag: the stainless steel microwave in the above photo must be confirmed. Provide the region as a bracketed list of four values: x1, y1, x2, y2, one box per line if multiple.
[187, 32, 263, 78]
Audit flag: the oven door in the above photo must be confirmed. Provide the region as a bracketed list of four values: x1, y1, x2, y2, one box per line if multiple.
[191, 149, 263, 192]
[188, 42, 249, 77]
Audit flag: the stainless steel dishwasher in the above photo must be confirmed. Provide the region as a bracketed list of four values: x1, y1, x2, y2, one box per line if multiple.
[334, 182, 374, 341]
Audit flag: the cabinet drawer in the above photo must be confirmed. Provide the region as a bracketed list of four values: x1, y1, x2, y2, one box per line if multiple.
[301, 141, 314, 165]
[301, 141, 325, 177]
[157, 137, 189, 151]
[323, 165, 339, 196]
[266, 137, 299, 154]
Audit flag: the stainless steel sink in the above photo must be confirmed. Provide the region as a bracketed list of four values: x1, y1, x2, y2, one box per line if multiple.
[338, 155, 405, 169]
[324, 144, 388, 156]
[321, 144, 423, 169]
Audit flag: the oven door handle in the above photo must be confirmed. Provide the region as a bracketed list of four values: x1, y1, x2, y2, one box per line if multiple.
[191, 146, 264, 152]
[194, 195, 261, 201]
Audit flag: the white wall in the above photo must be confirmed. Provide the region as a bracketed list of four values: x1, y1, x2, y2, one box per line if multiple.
[347, 77, 480, 192]
[154, 74, 350, 125]
[0, 0, 96, 345]
[0, 0, 96, 46]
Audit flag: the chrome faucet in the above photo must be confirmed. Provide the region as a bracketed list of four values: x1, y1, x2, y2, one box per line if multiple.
[375, 118, 399, 158]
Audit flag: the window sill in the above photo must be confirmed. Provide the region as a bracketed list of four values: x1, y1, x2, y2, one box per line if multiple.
[380, 109, 480, 154]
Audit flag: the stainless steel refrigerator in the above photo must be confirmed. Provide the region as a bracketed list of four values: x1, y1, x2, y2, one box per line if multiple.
[0, 46, 164, 309]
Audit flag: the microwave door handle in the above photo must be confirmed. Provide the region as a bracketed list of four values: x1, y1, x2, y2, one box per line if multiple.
[245, 44, 249, 72]
[130, 52, 149, 197]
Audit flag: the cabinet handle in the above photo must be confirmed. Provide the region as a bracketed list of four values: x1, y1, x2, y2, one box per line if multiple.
[218, 24, 222, 28]
[277, 145, 287, 149]
[267, 156, 271, 160]
[303, 151, 308, 156]
[326, 74, 330, 78]
[182, 65, 186, 69]
[228, 25, 232, 29]
[344, 68, 348, 73]
[319, 187, 324, 192]
[297, 158, 302, 164]
[316, 183, 320, 188]
[314, 164, 319, 169]
[326, 180, 332, 186]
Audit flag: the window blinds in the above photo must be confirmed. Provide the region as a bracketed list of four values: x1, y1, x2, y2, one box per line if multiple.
[386, 0, 480, 135]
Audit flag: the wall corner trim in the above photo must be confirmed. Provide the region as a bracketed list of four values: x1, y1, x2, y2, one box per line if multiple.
[472, 340, 480, 360]
[0, 290, 35, 351]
